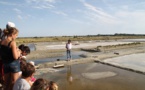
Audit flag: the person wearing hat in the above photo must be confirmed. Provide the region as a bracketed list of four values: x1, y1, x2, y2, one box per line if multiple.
[0, 22, 21, 90]
[6, 22, 15, 29]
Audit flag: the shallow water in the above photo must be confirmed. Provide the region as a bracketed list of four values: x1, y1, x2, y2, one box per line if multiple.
[27, 43, 36, 51]
[31, 51, 86, 64]
[35, 63, 145, 90]
[30, 39, 145, 90]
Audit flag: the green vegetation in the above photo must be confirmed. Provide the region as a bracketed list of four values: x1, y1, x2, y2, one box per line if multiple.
[16, 34, 145, 44]
[81, 42, 142, 52]
[97, 42, 142, 51]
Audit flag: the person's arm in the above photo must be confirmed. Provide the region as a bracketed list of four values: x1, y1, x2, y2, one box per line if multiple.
[66, 43, 68, 49]
[70, 43, 72, 49]
[11, 41, 21, 60]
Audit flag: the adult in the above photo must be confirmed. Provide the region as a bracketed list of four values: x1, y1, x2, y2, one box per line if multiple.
[0, 22, 21, 90]
[65, 40, 72, 61]
[0, 28, 4, 89]
[0, 28, 2, 40]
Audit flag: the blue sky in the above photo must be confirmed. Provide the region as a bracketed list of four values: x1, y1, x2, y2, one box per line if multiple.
[1, 0, 145, 37]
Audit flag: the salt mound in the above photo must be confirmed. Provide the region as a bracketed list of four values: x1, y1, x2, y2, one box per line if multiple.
[82, 71, 117, 80]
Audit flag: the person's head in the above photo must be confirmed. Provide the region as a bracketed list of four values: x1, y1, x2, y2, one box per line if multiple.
[20, 58, 27, 71]
[68, 40, 71, 43]
[6, 22, 15, 29]
[49, 81, 58, 90]
[3, 27, 18, 40]
[22, 63, 35, 78]
[28, 61, 35, 66]
[30, 78, 49, 90]
[19, 44, 30, 56]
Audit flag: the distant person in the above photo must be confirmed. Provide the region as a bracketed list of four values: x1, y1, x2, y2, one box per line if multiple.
[0, 22, 21, 90]
[13, 63, 35, 90]
[30, 78, 50, 90]
[65, 40, 72, 61]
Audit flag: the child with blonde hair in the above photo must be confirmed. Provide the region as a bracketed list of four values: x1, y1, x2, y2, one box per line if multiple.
[30, 78, 49, 90]
[49, 81, 58, 90]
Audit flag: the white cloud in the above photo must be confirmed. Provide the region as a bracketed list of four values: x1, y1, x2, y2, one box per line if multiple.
[25, 0, 56, 9]
[44, 0, 56, 3]
[84, 3, 113, 18]
[121, 5, 129, 10]
[81, 2, 120, 25]
[116, 10, 145, 24]
[26, 0, 56, 3]
[69, 18, 87, 25]
[33, 4, 55, 9]
[17, 15, 23, 20]
[52, 11, 68, 16]
[0, 1, 18, 6]
[13, 8, 22, 14]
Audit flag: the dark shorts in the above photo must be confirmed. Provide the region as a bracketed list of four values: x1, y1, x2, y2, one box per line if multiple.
[3, 60, 20, 74]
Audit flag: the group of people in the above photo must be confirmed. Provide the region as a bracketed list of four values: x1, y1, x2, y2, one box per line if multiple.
[0, 22, 58, 90]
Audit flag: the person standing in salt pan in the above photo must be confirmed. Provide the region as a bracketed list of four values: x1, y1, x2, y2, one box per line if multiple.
[65, 40, 72, 61]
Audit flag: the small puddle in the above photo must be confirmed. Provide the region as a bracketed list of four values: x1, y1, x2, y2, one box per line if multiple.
[30, 51, 87, 65]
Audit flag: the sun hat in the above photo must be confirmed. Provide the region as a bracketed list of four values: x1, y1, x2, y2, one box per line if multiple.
[6, 21, 15, 29]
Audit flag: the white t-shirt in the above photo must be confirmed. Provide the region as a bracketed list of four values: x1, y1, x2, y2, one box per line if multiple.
[13, 77, 31, 90]
[66, 43, 72, 50]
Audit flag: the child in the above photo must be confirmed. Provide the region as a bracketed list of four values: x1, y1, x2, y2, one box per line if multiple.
[19, 58, 27, 76]
[18, 44, 30, 76]
[49, 81, 58, 90]
[13, 63, 35, 90]
[18, 44, 30, 59]
[28, 61, 36, 82]
[30, 78, 49, 90]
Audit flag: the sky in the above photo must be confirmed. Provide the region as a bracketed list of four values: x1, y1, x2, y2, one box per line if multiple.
[0, 0, 145, 37]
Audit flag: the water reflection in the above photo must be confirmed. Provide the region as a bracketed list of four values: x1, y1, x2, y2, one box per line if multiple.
[57, 63, 145, 90]
[31, 51, 85, 65]
[66, 65, 73, 85]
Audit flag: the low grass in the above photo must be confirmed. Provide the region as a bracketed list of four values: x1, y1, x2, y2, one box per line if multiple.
[16, 35, 145, 44]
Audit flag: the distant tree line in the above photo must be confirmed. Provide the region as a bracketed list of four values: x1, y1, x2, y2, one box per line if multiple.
[18, 33, 145, 39]
[72, 33, 145, 38]
[114, 33, 145, 36]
